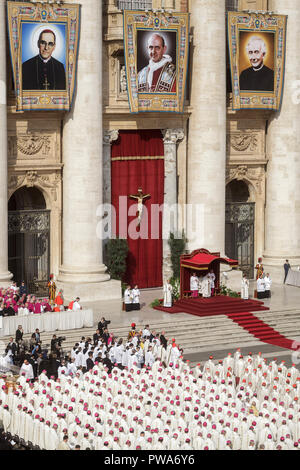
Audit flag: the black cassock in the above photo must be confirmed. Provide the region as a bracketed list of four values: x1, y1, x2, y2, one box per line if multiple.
[239, 65, 274, 92]
[22, 55, 66, 91]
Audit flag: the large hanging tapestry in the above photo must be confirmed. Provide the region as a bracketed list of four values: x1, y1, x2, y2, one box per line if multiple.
[123, 10, 189, 113]
[111, 130, 164, 289]
[228, 12, 287, 111]
[7, 1, 80, 112]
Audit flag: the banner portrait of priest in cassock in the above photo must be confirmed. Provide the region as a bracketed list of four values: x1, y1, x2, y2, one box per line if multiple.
[239, 33, 274, 93]
[137, 31, 176, 93]
[21, 24, 66, 91]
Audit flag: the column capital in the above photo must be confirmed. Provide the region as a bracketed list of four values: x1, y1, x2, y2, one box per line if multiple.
[162, 128, 184, 145]
[103, 129, 119, 145]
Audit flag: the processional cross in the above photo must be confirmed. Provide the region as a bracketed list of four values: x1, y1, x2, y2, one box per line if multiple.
[129, 187, 151, 225]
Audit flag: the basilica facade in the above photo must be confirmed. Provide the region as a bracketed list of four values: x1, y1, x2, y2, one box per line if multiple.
[0, 0, 296, 301]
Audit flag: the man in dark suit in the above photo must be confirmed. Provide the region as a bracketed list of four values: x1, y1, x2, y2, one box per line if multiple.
[93, 329, 101, 345]
[15, 325, 23, 343]
[5, 338, 18, 363]
[284, 259, 291, 283]
[22, 29, 66, 91]
[101, 328, 110, 346]
[97, 317, 111, 336]
[86, 352, 94, 372]
[160, 331, 168, 349]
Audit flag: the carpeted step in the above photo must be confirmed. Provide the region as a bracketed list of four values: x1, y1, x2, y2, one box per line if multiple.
[154, 296, 296, 351]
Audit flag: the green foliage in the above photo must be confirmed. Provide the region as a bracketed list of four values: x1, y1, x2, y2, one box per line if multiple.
[105, 238, 129, 281]
[168, 231, 187, 280]
[170, 277, 180, 302]
[150, 298, 162, 308]
[220, 284, 240, 298]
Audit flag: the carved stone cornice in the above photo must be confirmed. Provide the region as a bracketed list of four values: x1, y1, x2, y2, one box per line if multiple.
[226, 165, 265, 196]
[162, 128, 185, 145]
[103, 129, 119, 145]
[8, 170, 61, 202]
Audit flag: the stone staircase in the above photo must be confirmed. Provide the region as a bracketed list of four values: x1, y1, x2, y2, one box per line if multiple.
[1, 307, 299, 358]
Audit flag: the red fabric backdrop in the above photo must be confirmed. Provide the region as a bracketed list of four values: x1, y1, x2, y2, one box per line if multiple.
[111, 130, 164, 288]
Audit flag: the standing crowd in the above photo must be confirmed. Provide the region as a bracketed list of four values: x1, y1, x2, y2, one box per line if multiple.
[0, 343, 299, 450]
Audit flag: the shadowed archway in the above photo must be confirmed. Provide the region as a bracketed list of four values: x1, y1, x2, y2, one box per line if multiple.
[8, 187, 50, 296]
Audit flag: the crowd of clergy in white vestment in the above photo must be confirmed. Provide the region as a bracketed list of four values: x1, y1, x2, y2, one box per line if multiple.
[0, 332, 300, 450]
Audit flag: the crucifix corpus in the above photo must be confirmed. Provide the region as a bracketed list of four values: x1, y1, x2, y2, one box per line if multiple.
[129, 187, 151, 225]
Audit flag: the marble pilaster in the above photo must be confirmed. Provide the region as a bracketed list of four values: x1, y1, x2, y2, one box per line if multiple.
[0, 0, 12, 284]
[186, 0, 227, 255]
[162, 128, 184, 281]
[264, 0, 300, 281]
[58, 0, 120, 301]
[103, 130, 119, 205]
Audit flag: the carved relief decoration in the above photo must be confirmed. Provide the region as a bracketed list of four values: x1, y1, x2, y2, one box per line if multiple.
[8, 171, 61, 202]
[8, 134, 52, 159]
[227, 132, 259, 154]
[226, 165, 265, 196]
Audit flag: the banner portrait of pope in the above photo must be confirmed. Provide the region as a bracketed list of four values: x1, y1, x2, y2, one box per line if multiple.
[21, 23, 67, 91]
[137, 31, 177, 94]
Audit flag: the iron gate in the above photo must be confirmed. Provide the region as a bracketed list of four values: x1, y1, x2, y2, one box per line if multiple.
[225, 203, 255, 279]
[8, 210, 50, 297]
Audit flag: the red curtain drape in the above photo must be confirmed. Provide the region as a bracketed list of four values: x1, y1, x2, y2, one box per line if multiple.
[111, 130, 164, 288]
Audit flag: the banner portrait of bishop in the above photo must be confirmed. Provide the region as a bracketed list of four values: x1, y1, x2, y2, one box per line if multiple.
[7, 1, 80, 112]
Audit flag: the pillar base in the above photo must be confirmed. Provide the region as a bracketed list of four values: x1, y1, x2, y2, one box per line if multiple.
[57, 265, 122, 302]
[262, 254, 300, 284]
[0, 270, 13, 287]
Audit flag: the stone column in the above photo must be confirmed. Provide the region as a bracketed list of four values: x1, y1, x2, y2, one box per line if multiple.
[162, 129, 184, 281]
[0, 0, 12, 285]
[58, 0, 120, 301]
[264, 0, 300, 282]
[187, 0, 226, 254]
[103, 130, 119, 205]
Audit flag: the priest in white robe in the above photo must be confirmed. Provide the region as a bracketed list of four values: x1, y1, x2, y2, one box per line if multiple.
[163, 279, 173, 307]
[202, 275, 211, 298]
[241, 274, 250, 300]
[20, 359, 34, 381]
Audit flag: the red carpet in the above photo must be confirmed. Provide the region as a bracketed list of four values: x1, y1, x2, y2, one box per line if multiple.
[154, 296, 297, 351]
[154, 296, 268, 316]
[227, 312, 296, 350]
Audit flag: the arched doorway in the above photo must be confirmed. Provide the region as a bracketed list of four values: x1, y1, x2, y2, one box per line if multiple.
[225, 180, 255, 278]
[8, 187, 50, 296]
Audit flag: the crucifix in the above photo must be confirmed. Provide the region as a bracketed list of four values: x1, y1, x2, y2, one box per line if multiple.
[43, 77, 50, 90]
[129, 187, 151, 225]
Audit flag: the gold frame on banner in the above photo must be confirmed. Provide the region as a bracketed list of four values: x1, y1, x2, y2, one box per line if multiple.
[123, 10, 189, 114]
[7, 1, 80, 112]
[228, 12, 287, 111]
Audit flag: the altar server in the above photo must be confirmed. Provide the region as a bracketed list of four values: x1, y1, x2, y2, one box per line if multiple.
[124, 286, 133, 312]
[190, 273, 199, 298]
[256, 275, 265, 299]
[132, 285, 141, 311]
[264, 273, 272, 298]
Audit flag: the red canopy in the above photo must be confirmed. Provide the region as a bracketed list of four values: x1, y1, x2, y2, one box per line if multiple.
[181, 252, 238, 270]
[180, 249, 238, 298]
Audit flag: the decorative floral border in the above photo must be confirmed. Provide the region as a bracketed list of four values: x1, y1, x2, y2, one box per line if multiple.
[227, 12, 287, 111]
[123, 10, 189, 114]
[7, 1, 80, 112]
